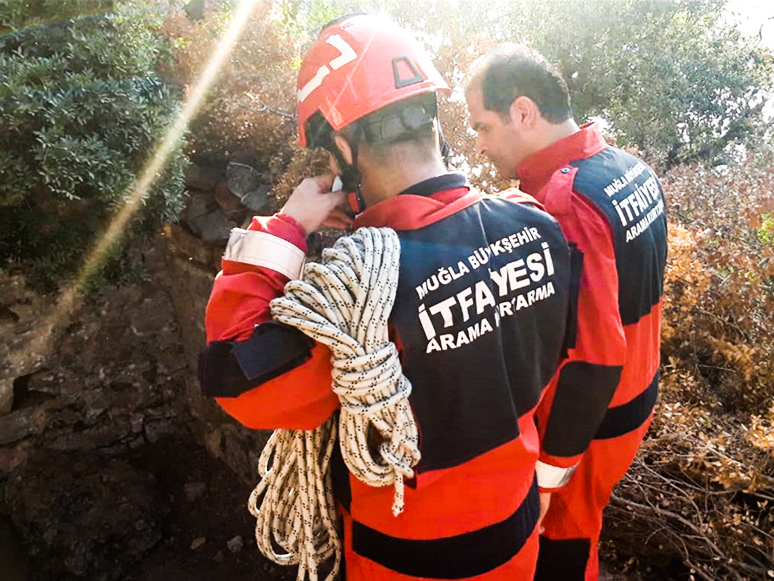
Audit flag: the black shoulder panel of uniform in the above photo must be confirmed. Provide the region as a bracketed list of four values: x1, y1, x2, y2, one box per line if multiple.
[198, 322, 314, 398]
[570, 147, 668, 326]
[391, 196, 570, 473]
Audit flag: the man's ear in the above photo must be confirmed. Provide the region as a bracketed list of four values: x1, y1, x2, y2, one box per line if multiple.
[509, 96, 538, 129]
[332, 134, 354, 166]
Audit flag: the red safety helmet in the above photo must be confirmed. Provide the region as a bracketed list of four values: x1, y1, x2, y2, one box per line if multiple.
[297, 14, 451, 148]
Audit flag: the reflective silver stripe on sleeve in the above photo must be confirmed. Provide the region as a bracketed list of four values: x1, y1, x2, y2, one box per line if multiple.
[536, 460, 577, 489]
[223, 228, 305, 280]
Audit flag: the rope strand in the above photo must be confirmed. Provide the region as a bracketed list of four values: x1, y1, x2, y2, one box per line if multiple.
[248, 227, 419, 580]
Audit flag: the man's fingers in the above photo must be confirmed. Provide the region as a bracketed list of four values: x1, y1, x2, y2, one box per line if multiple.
[311, 172, 336, 192]
[281, 174, 349, 233]
[323, 210, 354, 230]
[327, 208, 354, 225]
[324, 190, 348, 211]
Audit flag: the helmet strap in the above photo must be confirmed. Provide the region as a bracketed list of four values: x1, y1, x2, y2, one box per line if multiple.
[435, 117, 451, 168]
[331, 133, 366, 215]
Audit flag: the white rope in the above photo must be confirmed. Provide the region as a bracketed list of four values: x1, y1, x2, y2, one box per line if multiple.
[248, 420, 340, 581]
[248, 227, 420, 581]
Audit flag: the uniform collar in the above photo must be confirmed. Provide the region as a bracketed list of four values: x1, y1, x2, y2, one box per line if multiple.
[355, 173, 476, 230]
[518, 122, 608, 195]
[397, 173, 467, 197]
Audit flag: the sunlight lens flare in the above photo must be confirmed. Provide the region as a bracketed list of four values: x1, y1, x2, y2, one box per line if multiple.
[30, 0, 264, 356]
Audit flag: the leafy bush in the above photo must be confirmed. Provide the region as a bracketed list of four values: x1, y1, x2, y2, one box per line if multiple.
[0, 0, 186, 291]
[276, 0, 774, 173]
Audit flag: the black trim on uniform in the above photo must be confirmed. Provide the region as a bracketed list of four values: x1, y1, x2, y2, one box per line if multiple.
[198, 322, 314, 398]
[352, 478, 539, 579]
[534, 536, 590, 581]
[561, 243, 584, 356]
[398, 172, 467, 197]
[541, 362, 623, 458]
[595, 371, 659, 440]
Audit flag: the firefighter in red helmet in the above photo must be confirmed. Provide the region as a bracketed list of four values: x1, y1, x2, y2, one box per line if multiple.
[296, 13, 453, 214]
[200, 14, 573, 579]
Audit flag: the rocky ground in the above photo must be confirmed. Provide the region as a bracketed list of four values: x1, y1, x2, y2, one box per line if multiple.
[119, 436, 296, 581]
[0, 228, 283, 581]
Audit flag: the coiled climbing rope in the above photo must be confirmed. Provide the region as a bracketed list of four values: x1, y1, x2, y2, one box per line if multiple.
[248, 227, 420, 581]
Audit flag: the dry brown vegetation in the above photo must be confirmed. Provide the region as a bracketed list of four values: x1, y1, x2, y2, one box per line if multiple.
[603, 152, 774, 580]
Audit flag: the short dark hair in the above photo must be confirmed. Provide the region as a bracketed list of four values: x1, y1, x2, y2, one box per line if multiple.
[466, 44, 572, 124]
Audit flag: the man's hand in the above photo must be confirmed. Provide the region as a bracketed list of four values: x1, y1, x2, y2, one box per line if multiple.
[538, 491, 552, 534]
[322, 207, 355, 231]
[280, 174, 350, 234]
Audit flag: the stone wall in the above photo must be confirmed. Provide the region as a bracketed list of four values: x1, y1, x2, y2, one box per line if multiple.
[0, 161, 276, 580]
[0, 244, 191, 580]
[162, 160, 276, 479]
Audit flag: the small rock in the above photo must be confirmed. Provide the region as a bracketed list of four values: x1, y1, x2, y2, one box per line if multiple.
[183, 481, 207, 502]
[26, 371, 60, 396]
[187, 192, 211, 228]
[0, 377, 13, 416]
[240, 185, 271, 212]
[190, 210, 236, 243]
[227, 535, 243, 553]
[85, 407, 105, 424]
[184, 0, 205, 20]
[46, 423, 130, 452]
[143, 418, 179, 444]
[130, 414, 144, 434]
[226, 162, 262, 197]
[0, 306, 20, 326]
[0, 442, 31, 474]
[185, 165, 221, 191]
[0, 408, 37, 446]
[213, 550, 224, 563]
[190, 537, 206, 551]
[214, 181, 243, 213]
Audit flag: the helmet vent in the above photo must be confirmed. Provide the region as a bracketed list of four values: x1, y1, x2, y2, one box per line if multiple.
[392, 56, 425, 89]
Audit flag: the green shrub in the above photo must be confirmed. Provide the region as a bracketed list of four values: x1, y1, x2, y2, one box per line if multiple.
[0, 0, 186, 291]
